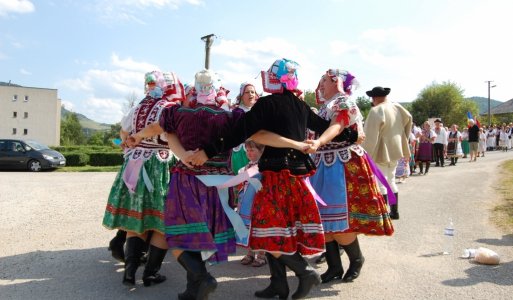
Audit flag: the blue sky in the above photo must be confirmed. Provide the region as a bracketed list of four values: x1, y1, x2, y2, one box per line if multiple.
[1, 0, 512, 124]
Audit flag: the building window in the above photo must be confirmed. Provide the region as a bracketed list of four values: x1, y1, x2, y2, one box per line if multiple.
[13, 111, 17, 118]
[24, 95, 29, 102]
[24, 112, 28, 118]
[12, 95, 18, 101]
[12, 128, 17, 135]
[24, 129, 28, 135]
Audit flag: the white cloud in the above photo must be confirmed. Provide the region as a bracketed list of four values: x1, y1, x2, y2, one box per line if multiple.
[93, 0, 203, 22]
[61, 100, 74, 111]
[0, 0, 34, 17]
[19, 68, 31, 75]
[58, 54, 153, 123]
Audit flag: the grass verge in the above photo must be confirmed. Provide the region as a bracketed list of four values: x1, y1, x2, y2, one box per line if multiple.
[55, 165, 121, 172]
[491, 159, 513, 231]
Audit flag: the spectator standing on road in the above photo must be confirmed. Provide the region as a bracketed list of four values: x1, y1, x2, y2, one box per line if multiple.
[415, 121, 436, 175]
[447, 124, 462, 166]
[468, 119, 480, 162]
[478, 127, 487, 157]
[433, 119, 447, 167]
[461, 128, 470, 158]
[362, 86, 412, 220]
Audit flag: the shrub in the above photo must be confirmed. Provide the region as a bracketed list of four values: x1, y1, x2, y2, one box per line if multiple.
[89, 152, 124, 166]
[63, 152, 89, 166]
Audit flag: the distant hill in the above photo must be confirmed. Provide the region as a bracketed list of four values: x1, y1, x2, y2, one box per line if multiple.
[467, 96, 502, 115]
[61, 106, 112, 132]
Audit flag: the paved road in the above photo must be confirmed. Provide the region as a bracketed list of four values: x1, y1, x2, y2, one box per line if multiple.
[1, 151, 513, 300]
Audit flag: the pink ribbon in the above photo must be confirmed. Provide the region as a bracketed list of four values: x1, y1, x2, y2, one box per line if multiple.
[303, 177, 327, 206]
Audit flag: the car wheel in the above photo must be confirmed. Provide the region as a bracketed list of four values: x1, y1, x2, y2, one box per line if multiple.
[28, 160, 42, 172]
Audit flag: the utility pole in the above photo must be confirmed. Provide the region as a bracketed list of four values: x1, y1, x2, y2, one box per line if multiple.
[485, 80, 496, 127]
[201, 34, 215, 69]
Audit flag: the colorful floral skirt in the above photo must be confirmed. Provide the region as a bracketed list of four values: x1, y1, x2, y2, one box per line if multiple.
[249, 170, 325, 255]
[102, 155, 172, 234]
[395, 157, 410, 178]
[343, 154, 394, 236]
[164, 173, 236, 264]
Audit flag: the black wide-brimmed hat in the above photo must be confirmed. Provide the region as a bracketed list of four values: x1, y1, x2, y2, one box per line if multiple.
[366, 86, 391, 97]
[434, 119, 442, 123]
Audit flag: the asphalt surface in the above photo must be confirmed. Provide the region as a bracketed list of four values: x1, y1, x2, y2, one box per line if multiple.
[1, 150, 513, 300]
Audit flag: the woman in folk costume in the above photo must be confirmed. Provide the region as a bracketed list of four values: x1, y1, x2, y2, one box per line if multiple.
[187, 59, 332, 299]
[231, 82, 260, 174]
[259, 69, 394, 284]
[102, 71, 185, 286]
[128, 69, 244, 300]
[461, 127, 470, 158]
[415, 121, 436, 175]
[447, 124, 463, 166]
[486, 126, 496, 151]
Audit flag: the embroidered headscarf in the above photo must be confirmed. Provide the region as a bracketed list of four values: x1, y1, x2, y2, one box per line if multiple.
[144, 70, 185, 102]
[195, 69, 218, 105]
[261, 58, 301, 96]
[315, 69, 359, 104]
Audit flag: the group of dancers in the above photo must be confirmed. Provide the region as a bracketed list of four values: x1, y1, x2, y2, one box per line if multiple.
[102, 58, 398, 300]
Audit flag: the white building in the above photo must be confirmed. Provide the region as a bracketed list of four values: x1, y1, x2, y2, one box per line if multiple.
[0, 82, 61, 146]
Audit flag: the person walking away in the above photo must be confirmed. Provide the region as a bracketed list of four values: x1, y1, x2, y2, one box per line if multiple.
[362, 86, 412, 220]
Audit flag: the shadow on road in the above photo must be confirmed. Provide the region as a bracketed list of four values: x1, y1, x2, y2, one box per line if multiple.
[441, 260, 513, 287]
[475, 234, 513, 246]
[0, 247, 340, 299]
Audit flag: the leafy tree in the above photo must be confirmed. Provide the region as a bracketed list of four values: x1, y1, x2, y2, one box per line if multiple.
[103, 123, 122, 146]
[88, 131, 105, 146]
[356, 96, 372, 119]
[303, 90, 319, 109]
[60, 113, 86, 145]
[410, 81, 478, 128]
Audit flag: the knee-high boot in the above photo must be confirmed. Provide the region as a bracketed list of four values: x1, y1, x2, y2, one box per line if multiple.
[320, 241, 344, 283]
[177, 251, 217, 300]
[109, 230, 126, 262]
[419, 163, 424, 174]
[123, 236, 146, 285]
[254, 253, 289, 299]
[425, 162, 430, 174]
[278, 252, 321, 299]
[389, 193, 399, 220]
[342, 238, 365, 282]
[142, 245, 167, 287]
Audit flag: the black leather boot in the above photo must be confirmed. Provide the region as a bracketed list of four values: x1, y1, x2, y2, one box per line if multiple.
[254, 253, 289, 299]
[142, 245, 167, 287]
[321, 241, 343, 283]
[389, 193, 399, 220]
[108, 230, 126, 262]
[177, 251, 217, 300]
[342, 238, 365, 282]
[278, 252, 321, 299]
[123, 236, 146, 285]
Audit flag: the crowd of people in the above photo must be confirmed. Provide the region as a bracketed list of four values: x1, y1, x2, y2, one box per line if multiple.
[101, 58, 416, 300]
[402, 119, 513, 180]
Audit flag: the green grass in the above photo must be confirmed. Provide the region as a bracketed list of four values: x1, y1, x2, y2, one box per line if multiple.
[55, 165, 121, 172]
[492, 159, 513, 231]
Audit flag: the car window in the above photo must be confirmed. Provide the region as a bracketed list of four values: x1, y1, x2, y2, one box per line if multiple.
[9, 141, 24, 152]
[0, 140, 7, 151]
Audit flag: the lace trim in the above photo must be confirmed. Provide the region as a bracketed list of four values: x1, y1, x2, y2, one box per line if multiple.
[313, 144, 365, 167]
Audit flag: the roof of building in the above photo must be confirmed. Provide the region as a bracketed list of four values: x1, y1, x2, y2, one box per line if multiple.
[0, 81, 22, 87]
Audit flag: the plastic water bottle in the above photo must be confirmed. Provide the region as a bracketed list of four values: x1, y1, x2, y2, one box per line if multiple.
[443, 218, 455, 255]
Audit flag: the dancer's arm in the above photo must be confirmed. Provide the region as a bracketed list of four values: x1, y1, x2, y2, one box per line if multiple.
[250, 130, 311, 152]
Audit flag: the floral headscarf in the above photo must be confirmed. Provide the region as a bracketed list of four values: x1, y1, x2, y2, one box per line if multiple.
[261, 58, 301, 96]
[315, 69, 358, 104]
